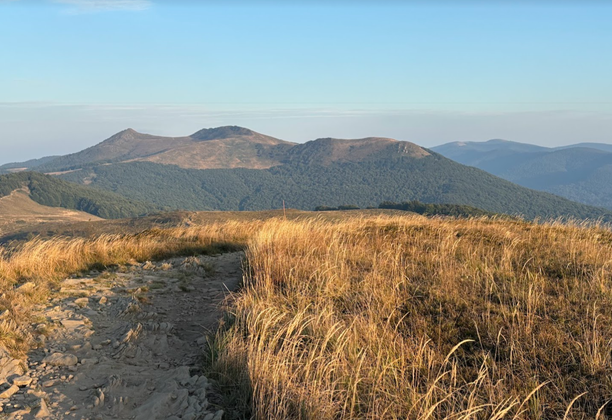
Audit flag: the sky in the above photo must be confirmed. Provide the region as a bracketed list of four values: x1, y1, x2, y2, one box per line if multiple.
[1, 0, 612, 164]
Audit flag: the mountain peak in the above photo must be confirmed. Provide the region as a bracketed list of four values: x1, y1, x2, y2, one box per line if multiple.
[190, 126, 257, 141]
[108, 128, 144, 142]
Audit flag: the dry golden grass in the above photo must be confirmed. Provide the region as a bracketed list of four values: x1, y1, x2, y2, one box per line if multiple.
[207, 215, 612, 420]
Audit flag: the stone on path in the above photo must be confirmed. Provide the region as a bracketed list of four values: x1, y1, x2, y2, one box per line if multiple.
[42, 352, 78, 367]
[34, 398, 50, 418]
[12, 375, 32, 387]
[61, 319, 85, 329]
[0, 383, 19, 398]
[74, 297, 89, 308]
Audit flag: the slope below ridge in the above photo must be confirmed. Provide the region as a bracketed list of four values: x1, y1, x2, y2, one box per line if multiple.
[284, 137, 430, 166]
[133, 126, 297, 169]
[0, 187, 102, 219]
[135, 138, 296, 169]
[190, 125, 294, 146]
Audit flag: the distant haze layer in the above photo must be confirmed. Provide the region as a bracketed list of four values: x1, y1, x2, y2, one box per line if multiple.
[1, 104, 612, 165]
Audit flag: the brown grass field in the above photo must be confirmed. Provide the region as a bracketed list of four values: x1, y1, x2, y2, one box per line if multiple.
[2, 212, 612, 419]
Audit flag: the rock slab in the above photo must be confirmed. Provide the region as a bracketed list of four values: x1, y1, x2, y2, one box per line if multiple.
[42, 352, 78, 367]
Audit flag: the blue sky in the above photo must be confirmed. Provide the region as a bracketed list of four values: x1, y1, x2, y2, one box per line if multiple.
[1, 0, 612, 163]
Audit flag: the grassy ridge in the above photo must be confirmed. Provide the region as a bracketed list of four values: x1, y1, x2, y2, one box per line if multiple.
[209, 216, 612, 419]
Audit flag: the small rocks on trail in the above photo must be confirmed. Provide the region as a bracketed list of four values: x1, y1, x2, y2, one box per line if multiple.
[0, 252, 243, 419]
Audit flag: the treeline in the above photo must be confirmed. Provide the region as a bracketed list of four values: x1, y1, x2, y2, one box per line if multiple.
[0, 172, 158, 219]
[315, 201, 495, 217]
[314, 205, 362, 211]
[378, 200, 496, 217]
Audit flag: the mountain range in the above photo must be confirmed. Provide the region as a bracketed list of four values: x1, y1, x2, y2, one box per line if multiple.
[2, 126, 612, 222]
[432, 139, 612, 209]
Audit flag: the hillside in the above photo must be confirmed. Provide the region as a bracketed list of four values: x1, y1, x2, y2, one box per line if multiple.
[432, 140, 612, 209]
[5, 128, 426, 172]
[0, 172, 158, 219]
[0, 188, 102, 236]
[59, 154, 612, 221]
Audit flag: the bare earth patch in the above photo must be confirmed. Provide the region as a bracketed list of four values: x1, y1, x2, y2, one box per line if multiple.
[0, 251, 243, 419]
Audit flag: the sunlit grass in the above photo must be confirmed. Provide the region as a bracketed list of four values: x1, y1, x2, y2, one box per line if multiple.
[208, 215, 612, 419]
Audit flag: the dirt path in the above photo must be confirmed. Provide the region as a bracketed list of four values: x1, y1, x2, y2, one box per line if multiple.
[0, 252, 244, 419]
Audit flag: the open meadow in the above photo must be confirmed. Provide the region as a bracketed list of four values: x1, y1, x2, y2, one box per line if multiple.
[1, 212, 612, 419]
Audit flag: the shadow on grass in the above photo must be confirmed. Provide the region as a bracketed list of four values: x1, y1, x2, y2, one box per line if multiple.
[82, 241, 245, 273]
[202, 311, 253, 420]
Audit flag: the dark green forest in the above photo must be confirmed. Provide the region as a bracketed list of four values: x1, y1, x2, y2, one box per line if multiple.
[59, 154, 612, 221]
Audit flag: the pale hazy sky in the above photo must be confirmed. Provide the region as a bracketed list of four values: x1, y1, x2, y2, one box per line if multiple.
[1, 1, 612, 164]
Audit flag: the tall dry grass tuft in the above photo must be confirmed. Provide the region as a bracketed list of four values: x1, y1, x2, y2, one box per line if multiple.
[208, 215, 612, 419]
[0, 220, 262, 356]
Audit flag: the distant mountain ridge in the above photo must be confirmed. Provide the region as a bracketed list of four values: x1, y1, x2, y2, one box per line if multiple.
[432, 139, 612, 209]
[1, 126, 431, 173]
[3, 126, 612, 221]
[0, 156, 61, 173]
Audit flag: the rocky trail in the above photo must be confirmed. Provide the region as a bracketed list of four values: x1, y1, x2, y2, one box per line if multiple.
[0, 251, 244, 419]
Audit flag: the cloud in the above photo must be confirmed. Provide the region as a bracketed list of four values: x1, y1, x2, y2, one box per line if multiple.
[53, 0, 151, 14]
